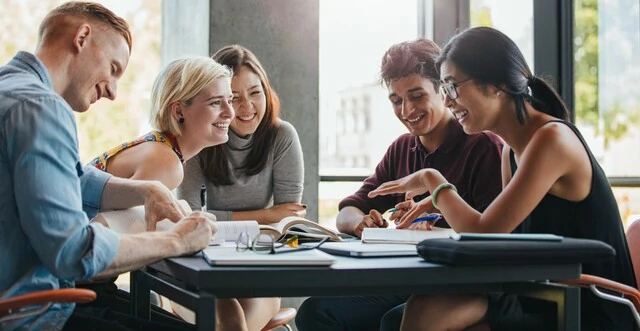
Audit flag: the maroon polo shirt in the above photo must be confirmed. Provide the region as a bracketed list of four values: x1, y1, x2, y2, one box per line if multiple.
[339, 120, 503, 227]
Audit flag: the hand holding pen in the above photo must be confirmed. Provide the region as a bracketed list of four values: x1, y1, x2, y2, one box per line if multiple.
[354, 209, 388, 238]
[407, 213, 442, 230]
[393, 196, 439, 229]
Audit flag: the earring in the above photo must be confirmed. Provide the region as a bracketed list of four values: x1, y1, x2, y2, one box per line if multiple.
[179, 117, 185, 124]
[497, 91, 502, 97]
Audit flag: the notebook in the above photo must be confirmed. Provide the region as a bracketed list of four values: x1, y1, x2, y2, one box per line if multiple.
[316, 242, 418, 258]
[202, 246, 336, 266]
[361, 227, 456, 244]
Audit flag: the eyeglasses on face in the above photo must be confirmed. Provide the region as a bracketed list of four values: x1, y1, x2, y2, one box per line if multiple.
[235, 232, 329, 255]
[441, 78, 472, 100]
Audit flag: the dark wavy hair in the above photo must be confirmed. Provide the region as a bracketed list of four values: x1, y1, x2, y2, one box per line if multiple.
[436, 27, 569, 124]
[380, 38, 441, 90]
[198, 45, 281, 186]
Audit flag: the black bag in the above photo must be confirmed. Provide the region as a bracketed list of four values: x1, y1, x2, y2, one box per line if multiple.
[416, 237, 615, 266]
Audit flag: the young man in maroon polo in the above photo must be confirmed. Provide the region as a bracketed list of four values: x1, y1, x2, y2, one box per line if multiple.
[296, 38, 504, 331]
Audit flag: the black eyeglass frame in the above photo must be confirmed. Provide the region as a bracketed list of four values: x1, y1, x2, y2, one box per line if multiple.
[236, 232, 329, 255]
[441, 78, 472, 100]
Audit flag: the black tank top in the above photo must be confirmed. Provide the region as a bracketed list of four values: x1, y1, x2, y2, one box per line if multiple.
[510, 120, 636, 329]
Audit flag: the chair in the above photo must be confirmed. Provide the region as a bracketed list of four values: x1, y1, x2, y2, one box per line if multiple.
[171, 301, 296, 331]
[0, 288, 96, 324]
[260, 307, 296, 331]
[557, 219, 640, 327]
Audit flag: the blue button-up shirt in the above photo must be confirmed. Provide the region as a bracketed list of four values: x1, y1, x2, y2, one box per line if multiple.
[0, 51, 120, 330]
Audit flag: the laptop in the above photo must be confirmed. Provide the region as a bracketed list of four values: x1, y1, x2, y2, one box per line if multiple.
[315, 242, 418, 258]
[202, 246, 335, 266]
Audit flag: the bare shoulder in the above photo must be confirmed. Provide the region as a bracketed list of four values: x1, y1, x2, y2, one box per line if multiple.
[530, 121, 584, 154]
[523, 121, 590, 178]
[110, 142, 183, 188]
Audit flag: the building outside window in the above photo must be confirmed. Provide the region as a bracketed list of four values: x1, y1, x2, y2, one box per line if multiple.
[318, 0, 418, 228]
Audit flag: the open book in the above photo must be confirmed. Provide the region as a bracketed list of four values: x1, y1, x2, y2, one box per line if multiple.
[260, 216, 353, 242]
[91, 200, 260, 245]
[361, 227, 456, 244]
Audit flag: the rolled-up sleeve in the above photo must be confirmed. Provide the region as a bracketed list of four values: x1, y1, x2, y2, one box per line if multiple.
[5, 97, 119, 280]
[80, 165, 112, 218]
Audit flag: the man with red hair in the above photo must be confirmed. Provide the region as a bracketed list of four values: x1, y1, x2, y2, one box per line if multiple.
[0, 2, 215, 330]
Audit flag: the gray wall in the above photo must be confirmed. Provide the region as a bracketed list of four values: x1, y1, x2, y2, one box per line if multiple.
[163, 0, 320, 221]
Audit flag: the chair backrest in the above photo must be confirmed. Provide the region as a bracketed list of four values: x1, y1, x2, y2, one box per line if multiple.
[625, 219, 640, 290]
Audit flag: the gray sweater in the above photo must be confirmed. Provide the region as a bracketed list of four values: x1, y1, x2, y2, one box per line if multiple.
[177, 120, 304, 221]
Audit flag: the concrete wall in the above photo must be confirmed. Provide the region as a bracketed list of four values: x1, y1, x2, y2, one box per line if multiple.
[208, 0, 320, 222]
[163, 0, 320, 222]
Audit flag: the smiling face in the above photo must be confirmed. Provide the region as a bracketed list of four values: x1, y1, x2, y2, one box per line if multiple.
[229, 65, 266, 138]
[387, 73, 447, 138]
[180, 77, 234, 147]
[65, 25, 130, 112]
[440, 60, 502, 134]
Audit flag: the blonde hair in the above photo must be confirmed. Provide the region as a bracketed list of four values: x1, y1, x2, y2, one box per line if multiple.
[150, 56, 232, 136]
[39, 1, 132, 51]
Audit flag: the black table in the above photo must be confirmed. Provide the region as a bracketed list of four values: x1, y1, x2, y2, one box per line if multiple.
[131, 253, 581, 331]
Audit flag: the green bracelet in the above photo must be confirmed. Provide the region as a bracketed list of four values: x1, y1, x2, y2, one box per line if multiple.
[431, 183, 457, 210]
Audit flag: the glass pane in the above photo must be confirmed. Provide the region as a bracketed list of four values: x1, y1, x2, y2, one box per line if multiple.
[318, 0, 418, 227]
[469, 0, 534, 71]
[319, 0, 418, 177]
[0, 0, 161, 163]
[318, 181, 364, 230]
[574, 0, 640, 224]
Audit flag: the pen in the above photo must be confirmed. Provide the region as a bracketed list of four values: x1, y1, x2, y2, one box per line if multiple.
[410, 214, 443, 224]
[200, 184, 207, 212]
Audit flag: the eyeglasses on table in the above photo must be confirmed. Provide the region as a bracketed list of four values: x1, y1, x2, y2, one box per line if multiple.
[235, 232, 329, 255]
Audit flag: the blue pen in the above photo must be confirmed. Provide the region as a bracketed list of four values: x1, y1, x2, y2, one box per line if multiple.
[410, 214, 443, 224]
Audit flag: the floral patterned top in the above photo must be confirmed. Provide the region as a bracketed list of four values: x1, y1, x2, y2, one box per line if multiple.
[89, 130, 184, 171]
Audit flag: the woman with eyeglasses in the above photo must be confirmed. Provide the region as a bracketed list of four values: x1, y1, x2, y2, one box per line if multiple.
[369, 27, 635, 331]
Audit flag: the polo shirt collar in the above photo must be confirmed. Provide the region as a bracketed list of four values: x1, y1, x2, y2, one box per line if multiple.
[411, 120, 465, 155]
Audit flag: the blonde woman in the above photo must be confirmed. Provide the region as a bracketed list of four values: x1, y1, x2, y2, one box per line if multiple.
[90, 56, 234, 193]
[90, 57, 279, 331]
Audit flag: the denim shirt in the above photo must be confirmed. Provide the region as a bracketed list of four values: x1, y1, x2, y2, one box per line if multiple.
[0, 52, 120, 330]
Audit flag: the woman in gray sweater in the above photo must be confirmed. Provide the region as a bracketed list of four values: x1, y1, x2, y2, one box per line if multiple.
[177, 45, 306, 224]
[177, 45, 303, 330]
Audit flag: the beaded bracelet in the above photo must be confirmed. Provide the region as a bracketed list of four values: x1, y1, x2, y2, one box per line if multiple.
[431, 183, 457, 210]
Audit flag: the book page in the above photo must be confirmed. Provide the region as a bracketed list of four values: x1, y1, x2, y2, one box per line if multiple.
[278, 217, 339, 236]
[259, 225, 283, 238]
[210, 220, 260, 245]
[92, 205, 147, 234]
[361, 227, 455, 244]
[92, 200, 192, 234]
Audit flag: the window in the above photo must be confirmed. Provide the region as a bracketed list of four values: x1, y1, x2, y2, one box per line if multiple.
[0, 0, 161, 163]
[318, 0, 419, 228]
[574, 0, 640, 225]
[469, 0, 534, 71]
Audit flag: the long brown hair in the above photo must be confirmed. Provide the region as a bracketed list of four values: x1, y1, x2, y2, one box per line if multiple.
[199, 45, 281, 186]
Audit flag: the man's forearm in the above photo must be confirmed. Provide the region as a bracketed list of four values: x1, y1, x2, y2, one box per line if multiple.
[100, 177, 161, 211]
[96, 231, 182, 278]
[336, 206, 365, 234]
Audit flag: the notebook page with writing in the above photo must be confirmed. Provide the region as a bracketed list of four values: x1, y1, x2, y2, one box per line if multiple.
[361, 227, 455, 244]
[92, 200, 192, 234]
[210, 221, 260, 245]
